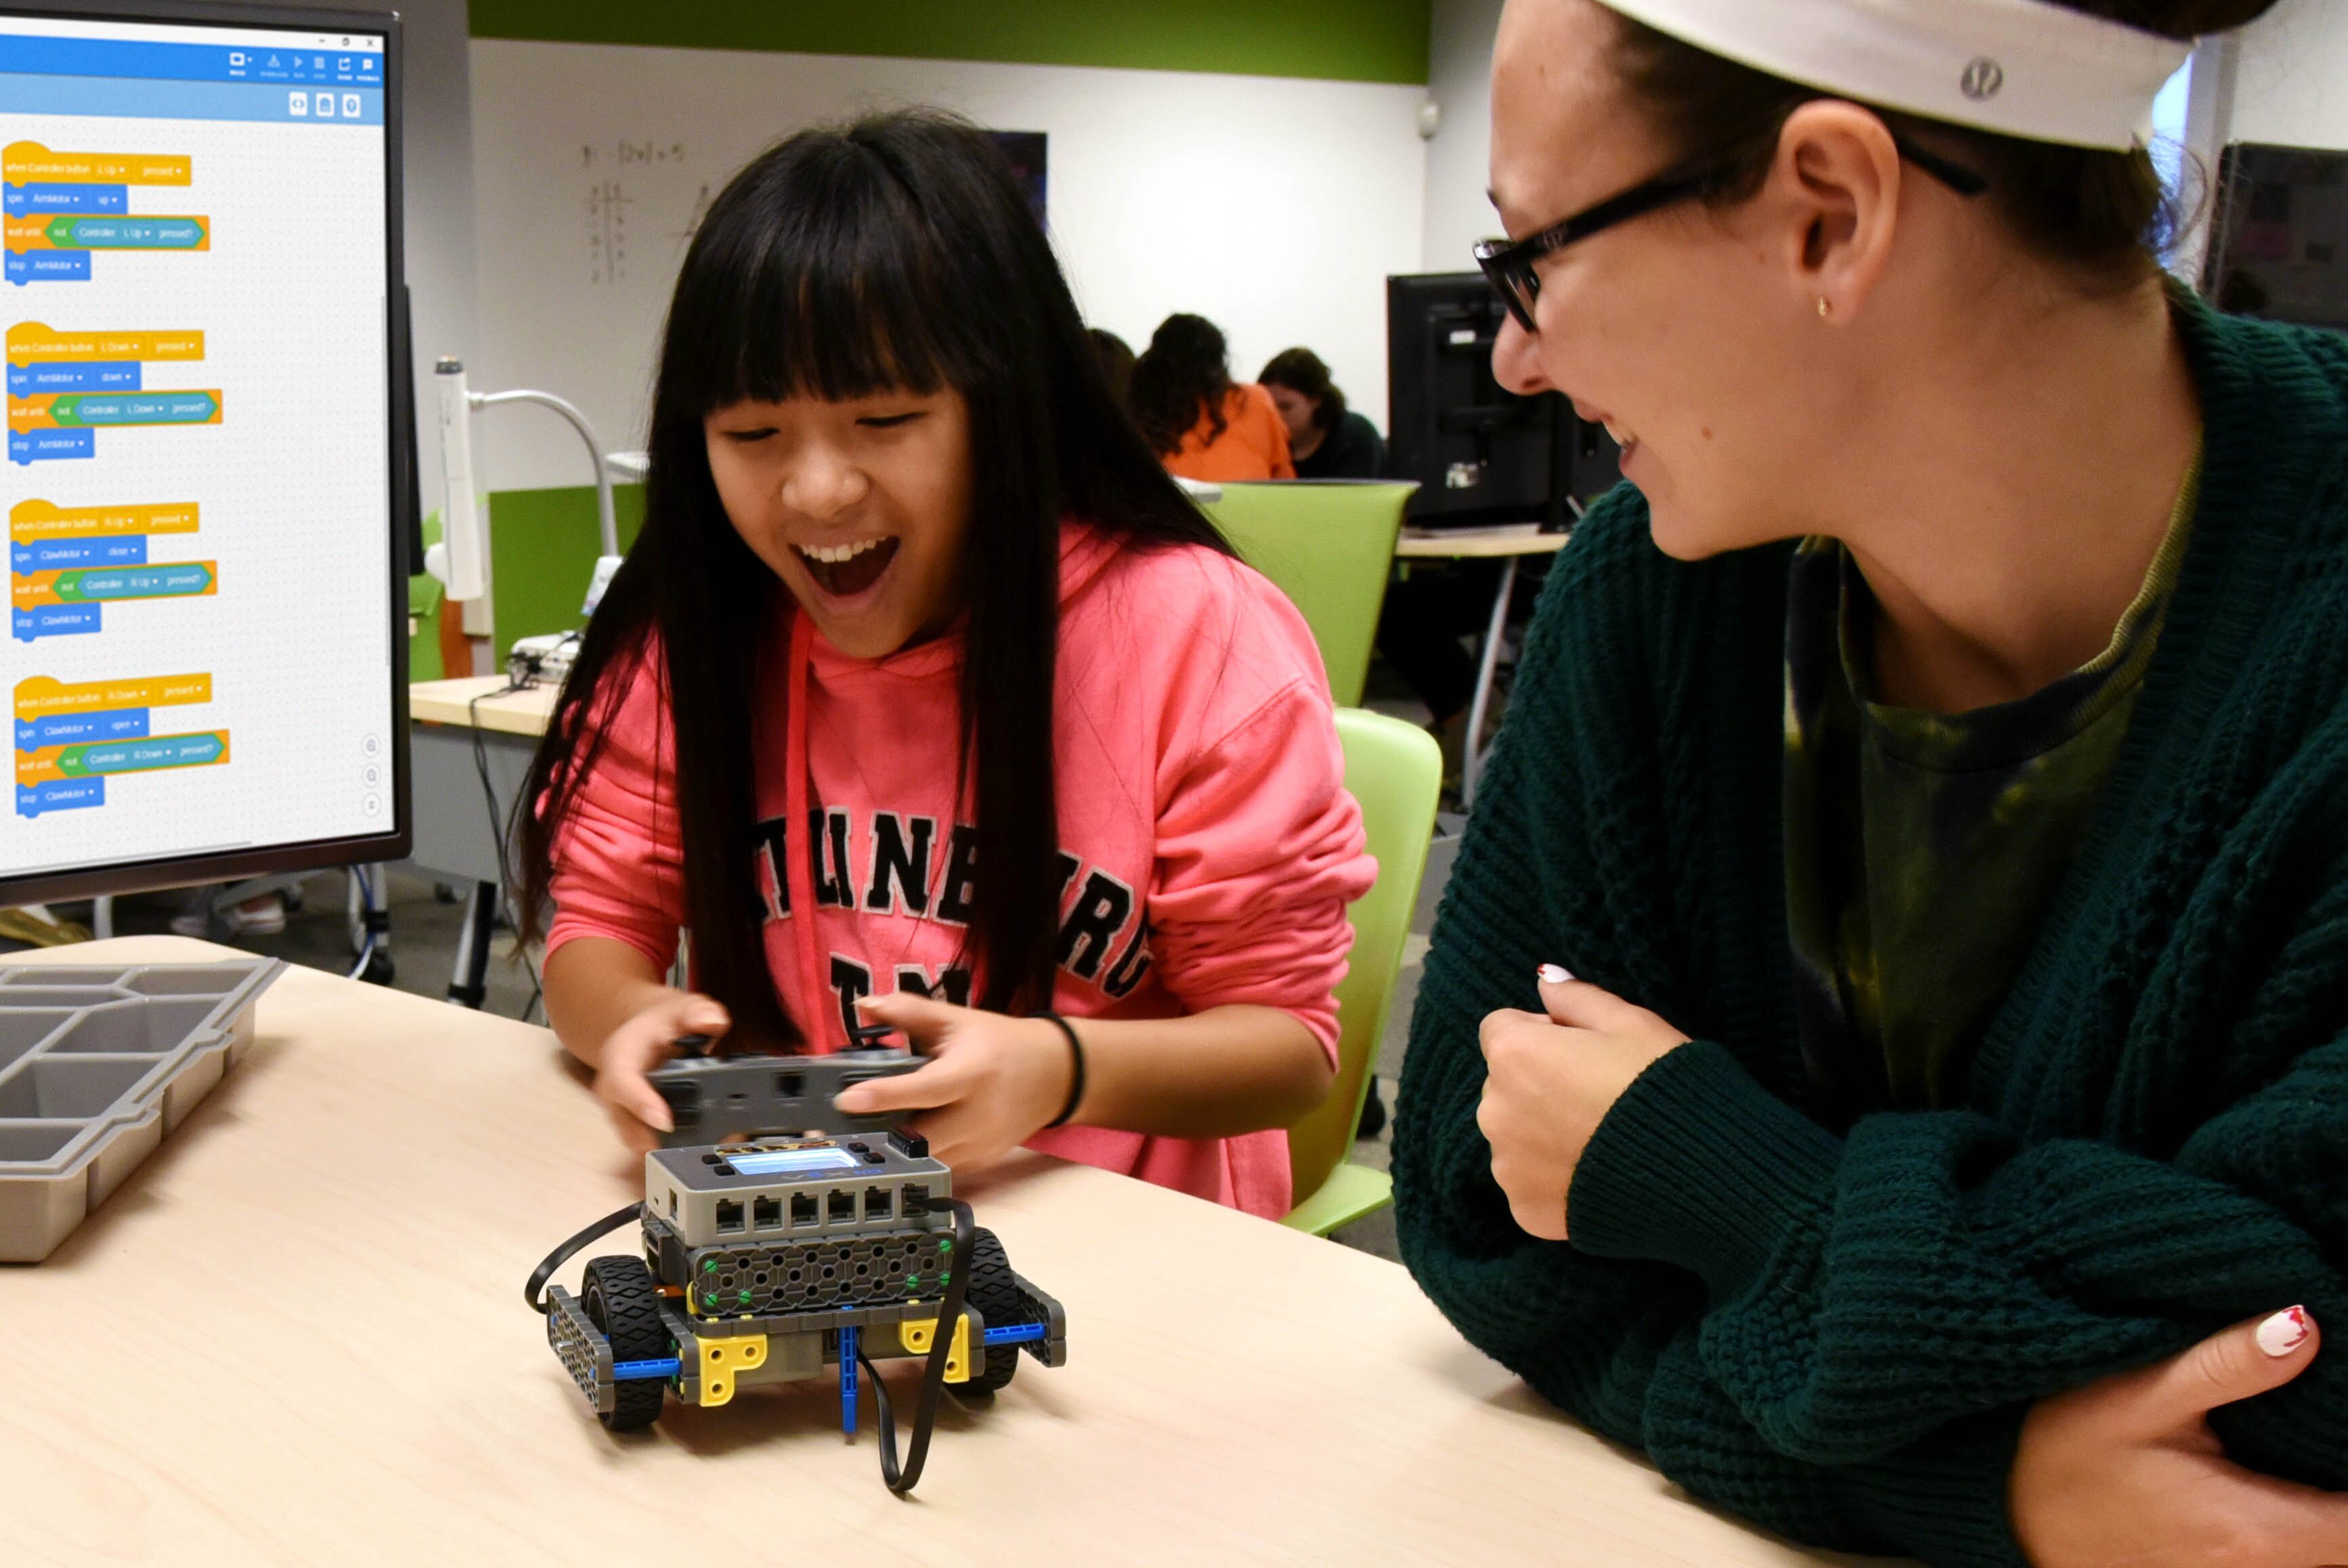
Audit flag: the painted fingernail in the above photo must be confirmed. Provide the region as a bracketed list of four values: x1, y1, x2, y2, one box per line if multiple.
[2256, 1306, 2313, 1357]
[1538, 964, 1573, 985]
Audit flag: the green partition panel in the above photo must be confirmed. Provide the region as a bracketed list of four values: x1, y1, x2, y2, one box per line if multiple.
[409, 510, 445, 682]
[485, 483, 646, 661]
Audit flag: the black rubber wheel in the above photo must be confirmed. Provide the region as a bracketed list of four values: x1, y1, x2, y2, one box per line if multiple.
[957, 1227, 1028, 1395]
[582, 1255, 669, 1431]
[359, 951, 395, 986]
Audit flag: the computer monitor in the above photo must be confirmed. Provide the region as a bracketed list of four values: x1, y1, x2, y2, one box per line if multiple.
[2202, 142, 2348, 332]
[0, 1, 408, 906]
[1383, 271, 1619, 529]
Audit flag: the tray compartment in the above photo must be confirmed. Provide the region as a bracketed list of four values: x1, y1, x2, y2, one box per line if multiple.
[123, 967, 248, 999]
[0, 1011, 70, 1071]
[0, 1123, 81, 1162]
[0, 956, 282, 1262]
[46, 1000, 217, 1055]
[0, 1056, 160, 1120]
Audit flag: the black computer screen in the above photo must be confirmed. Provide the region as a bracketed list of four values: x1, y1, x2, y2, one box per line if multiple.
[1384, 271, 1618, 527]
[2204, 142, 2348, 332]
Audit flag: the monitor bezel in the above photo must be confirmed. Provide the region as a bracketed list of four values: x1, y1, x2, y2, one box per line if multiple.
[0, 0, 411, 907]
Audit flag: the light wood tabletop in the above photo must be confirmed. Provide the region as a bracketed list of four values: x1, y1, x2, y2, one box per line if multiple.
[1395, 521, 1572, 560]
[0, 937, 1873, 1568]
[410, 674, 559, 737]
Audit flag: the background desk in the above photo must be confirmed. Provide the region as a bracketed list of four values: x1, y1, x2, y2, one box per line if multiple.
[2, 937, 1875, 1568]
[1394, 523, 1570, 808]
[408, 675, 559, 1005]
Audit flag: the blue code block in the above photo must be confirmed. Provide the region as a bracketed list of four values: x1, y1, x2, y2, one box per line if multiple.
[16, 777, 104, 817]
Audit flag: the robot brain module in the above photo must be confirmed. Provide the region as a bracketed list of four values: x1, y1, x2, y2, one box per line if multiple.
[525, 1040, 1068, 1494]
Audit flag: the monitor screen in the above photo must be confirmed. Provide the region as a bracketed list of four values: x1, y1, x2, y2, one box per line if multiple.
[1383, 272, 1618, 529]
[2205, 142, 2348, 334]
[0, 5, 407, 902]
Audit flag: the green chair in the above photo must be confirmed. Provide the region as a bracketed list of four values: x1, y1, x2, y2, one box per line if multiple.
[1206, 481, 1415, 707]
[1283, 705, 1443, 1236]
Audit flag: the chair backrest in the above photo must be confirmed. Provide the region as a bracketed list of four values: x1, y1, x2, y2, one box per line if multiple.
[1288, 706, 1443, 1205]
[1205, 481, 1414, 707]
[485, 483, 645, 661]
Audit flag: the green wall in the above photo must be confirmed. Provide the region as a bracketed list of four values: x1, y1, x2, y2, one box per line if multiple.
[468, 0, 1431, 85]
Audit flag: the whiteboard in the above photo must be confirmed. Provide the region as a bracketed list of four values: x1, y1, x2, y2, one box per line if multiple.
[466, 38, 1428, 492]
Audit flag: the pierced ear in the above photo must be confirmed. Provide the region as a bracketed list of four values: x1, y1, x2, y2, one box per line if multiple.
[1773, 101, 1903, 315]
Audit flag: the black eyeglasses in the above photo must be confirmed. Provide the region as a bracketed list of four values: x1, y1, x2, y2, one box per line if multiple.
[1473, 137, 1990, 333]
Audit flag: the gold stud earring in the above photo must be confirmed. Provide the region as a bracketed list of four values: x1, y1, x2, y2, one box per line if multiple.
[1816, 295, 1832, 320]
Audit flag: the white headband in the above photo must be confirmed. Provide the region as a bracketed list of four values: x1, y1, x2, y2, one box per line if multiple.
[1599, 0, 2194, 151]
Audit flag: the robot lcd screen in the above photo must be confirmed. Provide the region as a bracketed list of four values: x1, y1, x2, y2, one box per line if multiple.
[728, 1148, 861, 1177]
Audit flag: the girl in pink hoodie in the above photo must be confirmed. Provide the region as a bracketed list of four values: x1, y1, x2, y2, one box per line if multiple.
[517, 113, 1372, 1221]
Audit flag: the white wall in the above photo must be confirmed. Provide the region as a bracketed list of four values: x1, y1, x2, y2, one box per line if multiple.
[2230, 0, 2348, 150]
[466, 39, 1427, 492]
[1422, 0, 1505, 273]
[231, 0, 477, 482]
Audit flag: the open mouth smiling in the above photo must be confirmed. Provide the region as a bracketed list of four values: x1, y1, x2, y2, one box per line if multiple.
[793, 536, 900, 597]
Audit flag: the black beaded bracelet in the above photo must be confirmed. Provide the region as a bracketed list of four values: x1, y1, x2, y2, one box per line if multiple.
[1031, 1010, 1087, 1129]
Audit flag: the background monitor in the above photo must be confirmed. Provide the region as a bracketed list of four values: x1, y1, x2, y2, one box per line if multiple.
[1383, 271, 1619, 529]
[0, 1, 408, 905]
[2202, 141, 2348, 332]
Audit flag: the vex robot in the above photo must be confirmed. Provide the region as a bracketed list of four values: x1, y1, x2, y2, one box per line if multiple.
[526, 1041, 1068, 1494]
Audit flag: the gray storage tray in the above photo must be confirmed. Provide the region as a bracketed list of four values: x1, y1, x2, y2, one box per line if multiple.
[0, 958, 284, 1261]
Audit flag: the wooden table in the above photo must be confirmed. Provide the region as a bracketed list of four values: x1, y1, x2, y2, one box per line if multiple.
[0, 937, 1868, 1568]
[409, 674, 559, 738]
[1394, 524, 1571, 808]
[407, 676, 559, 1006]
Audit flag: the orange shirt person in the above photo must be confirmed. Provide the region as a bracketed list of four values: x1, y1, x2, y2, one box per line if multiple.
[1129, 313, 1294, 482]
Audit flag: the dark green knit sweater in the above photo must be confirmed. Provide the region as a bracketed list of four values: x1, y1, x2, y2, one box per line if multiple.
[1393, 299, 2348, 1568]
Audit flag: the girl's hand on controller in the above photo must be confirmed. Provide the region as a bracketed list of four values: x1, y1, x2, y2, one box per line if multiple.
[835, 992, 1076, 1171]
[594, 990, 730, 1154]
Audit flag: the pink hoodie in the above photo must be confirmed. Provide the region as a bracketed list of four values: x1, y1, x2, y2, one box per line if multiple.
[546, 523, 1374, 1219]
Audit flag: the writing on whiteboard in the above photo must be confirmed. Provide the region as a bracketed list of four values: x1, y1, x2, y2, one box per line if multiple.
[580, 141, 687, 285]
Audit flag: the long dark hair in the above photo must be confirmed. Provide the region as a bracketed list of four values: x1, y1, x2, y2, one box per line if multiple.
[1259, 347, 1347, 433]
[519, 111, 1230, 1048]
[1129, 313, 1234, 457]
[1611, 0, 2283, 282]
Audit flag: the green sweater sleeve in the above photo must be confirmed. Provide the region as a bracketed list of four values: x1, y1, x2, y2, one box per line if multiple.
[1568, 995, 2348, 1480]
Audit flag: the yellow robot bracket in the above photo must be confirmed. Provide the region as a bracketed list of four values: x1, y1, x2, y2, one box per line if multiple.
[695, 1332, 767, 1407]
[896, 1312, 971, 1384]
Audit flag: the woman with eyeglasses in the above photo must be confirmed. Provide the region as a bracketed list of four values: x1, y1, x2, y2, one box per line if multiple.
[1391, 2, 2348, 1565]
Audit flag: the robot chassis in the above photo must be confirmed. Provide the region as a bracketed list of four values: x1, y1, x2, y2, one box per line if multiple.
[528, 1043, 1068, 1494]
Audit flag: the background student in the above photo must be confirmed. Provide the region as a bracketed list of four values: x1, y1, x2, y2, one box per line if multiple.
[523, 114, 1372, 1222]
[1259, 347, 1386, 479]
[1129, 313, 1295, 482]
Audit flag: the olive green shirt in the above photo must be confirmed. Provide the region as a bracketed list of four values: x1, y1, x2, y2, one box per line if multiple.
[1783, 445, 2204, 1108]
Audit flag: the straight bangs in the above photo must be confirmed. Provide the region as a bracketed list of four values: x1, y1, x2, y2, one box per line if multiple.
[666, 139, 993, 418]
